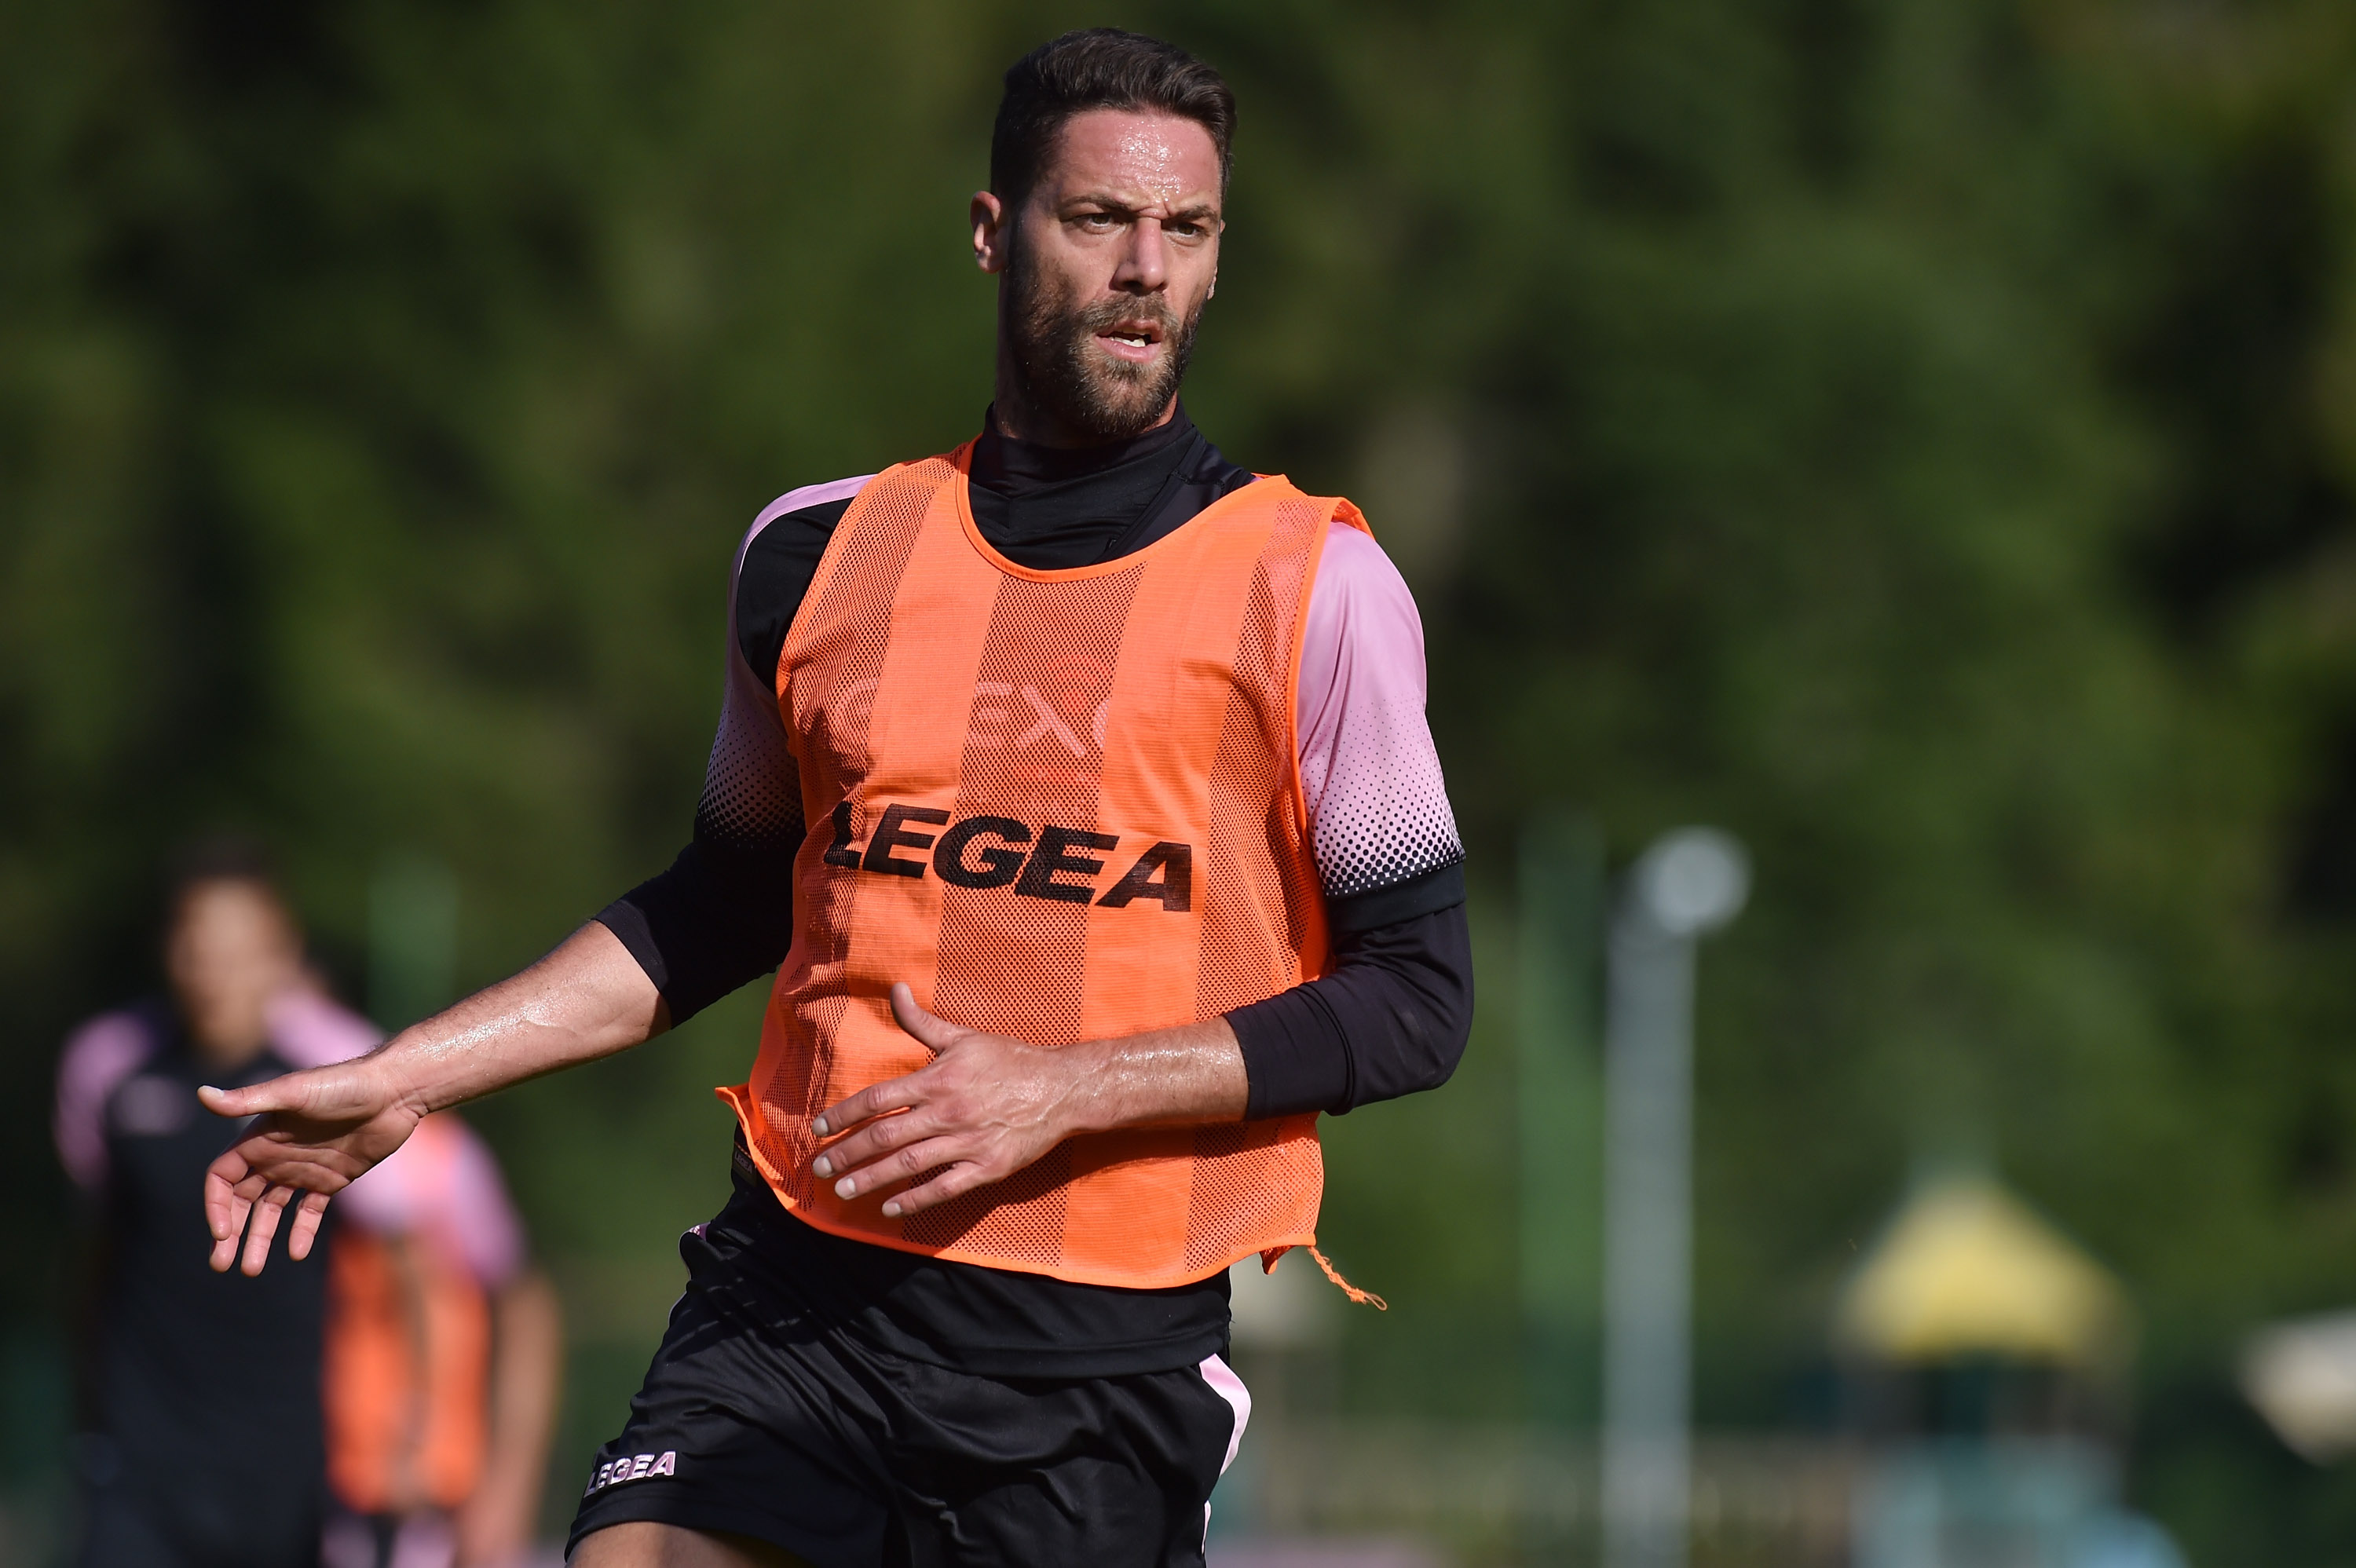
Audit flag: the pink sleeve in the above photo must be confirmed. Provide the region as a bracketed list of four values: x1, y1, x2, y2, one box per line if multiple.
[1295, 521, 1465, 903]
[53, 1012, 157, 1192]
[265, 988, 383, 1068]
[338, 1113, 528, 1288]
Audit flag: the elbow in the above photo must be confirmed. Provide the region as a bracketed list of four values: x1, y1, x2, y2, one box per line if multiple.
[1424, 1001, 1472, 1093]
[1337, 984, 1474, 1113]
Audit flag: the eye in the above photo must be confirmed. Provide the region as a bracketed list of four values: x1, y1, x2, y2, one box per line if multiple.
[1073, 210, 1121, 232]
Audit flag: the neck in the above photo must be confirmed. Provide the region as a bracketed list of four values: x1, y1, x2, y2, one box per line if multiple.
[191, 1029, 270, 1073]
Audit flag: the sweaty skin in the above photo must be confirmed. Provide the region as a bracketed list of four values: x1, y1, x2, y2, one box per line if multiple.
[974, 108, 1224, 446]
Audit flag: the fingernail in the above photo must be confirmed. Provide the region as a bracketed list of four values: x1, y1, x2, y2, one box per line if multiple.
[812, 1117, 830, 1136]
[882, 1201, 902, 1218]
[834, 1178, 858, 1200]
[812, 1157, 832, 1177]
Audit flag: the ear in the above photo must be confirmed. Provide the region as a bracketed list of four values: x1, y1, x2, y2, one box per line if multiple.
[971, 191, 1010, 276]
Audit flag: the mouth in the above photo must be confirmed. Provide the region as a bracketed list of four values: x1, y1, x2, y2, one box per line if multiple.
[1093, 321, 1165, 362]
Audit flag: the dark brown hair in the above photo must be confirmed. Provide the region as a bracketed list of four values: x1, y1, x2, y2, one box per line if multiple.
[990, 29, 1237, 206]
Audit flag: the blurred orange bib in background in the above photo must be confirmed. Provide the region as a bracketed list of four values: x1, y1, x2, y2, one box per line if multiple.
[323, 1123, 491, 1516]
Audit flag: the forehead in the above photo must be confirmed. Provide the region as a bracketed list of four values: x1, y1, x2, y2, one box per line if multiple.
[1041, 109, 1221, 208]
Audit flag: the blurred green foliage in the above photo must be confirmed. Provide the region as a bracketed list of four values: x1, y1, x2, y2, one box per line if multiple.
[10, 0, 2356, 1558]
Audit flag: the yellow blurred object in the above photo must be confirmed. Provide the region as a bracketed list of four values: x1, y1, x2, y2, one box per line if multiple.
[1835, 1177, 2129, 1365]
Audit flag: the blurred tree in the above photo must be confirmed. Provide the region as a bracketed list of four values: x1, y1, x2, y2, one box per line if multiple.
[10, 0, 2356, 1558]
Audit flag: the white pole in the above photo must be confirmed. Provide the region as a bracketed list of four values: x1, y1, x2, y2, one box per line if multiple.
[1602, 830, 1748, 1568]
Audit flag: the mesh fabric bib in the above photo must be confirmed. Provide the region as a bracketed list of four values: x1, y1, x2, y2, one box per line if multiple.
[719, 443, 1362, 1288]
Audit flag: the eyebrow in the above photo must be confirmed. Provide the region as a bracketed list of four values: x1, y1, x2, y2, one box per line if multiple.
[1063, 193, 1223, 225]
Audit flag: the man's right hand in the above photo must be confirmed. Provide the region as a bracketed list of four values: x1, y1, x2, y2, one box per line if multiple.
[199, 1057, 425, 1277]
[193, 920, 668, 1278]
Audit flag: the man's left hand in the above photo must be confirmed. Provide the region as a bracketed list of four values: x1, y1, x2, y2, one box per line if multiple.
[810, 982, 1247, 1217]
[810, 983, 1096, 1217]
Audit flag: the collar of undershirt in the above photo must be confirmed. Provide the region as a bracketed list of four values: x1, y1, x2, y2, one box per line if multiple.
[969, 401, 1199, 497]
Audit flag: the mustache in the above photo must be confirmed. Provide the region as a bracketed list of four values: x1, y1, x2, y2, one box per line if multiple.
[1072, 293, 1179, 342]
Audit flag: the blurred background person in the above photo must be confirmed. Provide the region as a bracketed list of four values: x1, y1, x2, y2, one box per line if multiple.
[319, 1102, 563, 1568]
[52, 844, 353, 1567]
[53, 844, 563, 1568]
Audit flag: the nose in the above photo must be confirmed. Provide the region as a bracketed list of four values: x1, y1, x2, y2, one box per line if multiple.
[1113, 217, 1169, 294]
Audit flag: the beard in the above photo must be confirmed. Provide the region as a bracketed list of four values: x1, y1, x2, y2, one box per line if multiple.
[1001, 242, 1205, 442]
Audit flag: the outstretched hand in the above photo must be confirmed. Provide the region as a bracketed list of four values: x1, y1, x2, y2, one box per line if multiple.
[199, 1058, 424, 1276]
[809, 983, 1096, 1219]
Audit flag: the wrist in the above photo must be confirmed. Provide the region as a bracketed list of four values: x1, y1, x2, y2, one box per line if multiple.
[368, 1031, 443, 1120]
[1055, 1036, 1127, 1136]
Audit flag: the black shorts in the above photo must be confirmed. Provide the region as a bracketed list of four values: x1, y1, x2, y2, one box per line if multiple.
[567, 1191, 1251, 1567]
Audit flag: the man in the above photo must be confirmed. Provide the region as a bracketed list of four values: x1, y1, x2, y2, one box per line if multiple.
[204, 29, 1473, 1568]
[55, 849, 344, 1566]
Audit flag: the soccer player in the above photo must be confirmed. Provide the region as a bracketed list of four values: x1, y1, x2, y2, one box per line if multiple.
[202, 29, 1474, 1568]
[55, 847, 353, 1567]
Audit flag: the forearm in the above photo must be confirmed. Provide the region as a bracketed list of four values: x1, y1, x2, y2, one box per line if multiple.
[1063, 1018, 1248, 1131]
[204, 913, 668, 1277]
[808, 985, 1246, 1216]
[378, 922, 666, 1115]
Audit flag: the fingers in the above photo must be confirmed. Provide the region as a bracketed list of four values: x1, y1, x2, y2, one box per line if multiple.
[205, 1150, 251, 1240]
[818, 1128, 1001, 1219]
[829, 1135, 969, 1211]
[196, 1076, 308, 1120]
[888, 982, 965, 1054]
[198, 1082, 259, 1119]
[240, 1184, 295, 1277]
[810, 985, 970, 1138]
[884, 1158, 1001, 1218]
[287, 1191, 332, 1262]
[199, 1075, 398, 1277]
[812, 1091, 940, 1180]
[825, 1124, 949, 1195]
[199, 1061, 397, 1128]
[807, 983, 1062, 1216]
[207, 1166, 261, 1274]
[812, 1072, 926, 1139]
[205, 1164, 331, 1277]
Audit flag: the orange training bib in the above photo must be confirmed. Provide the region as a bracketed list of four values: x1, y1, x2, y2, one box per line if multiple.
[719, 442, 1363, 1288]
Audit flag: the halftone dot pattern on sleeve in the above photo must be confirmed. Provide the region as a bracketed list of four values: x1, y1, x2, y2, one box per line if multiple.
[694, 652, 804, 856]
[1295, 522, 1464, 901]
[687, 479, 872, 857]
